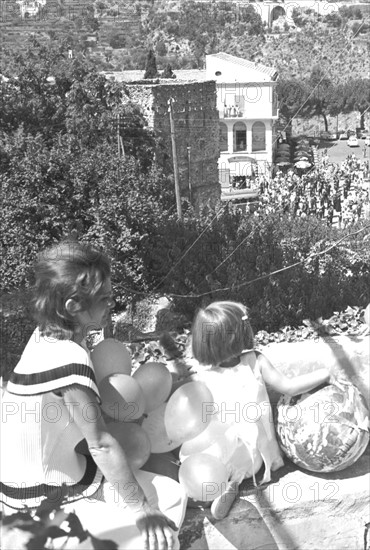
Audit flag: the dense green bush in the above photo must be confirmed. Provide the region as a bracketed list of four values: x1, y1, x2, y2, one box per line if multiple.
[143, 210, 370, 332]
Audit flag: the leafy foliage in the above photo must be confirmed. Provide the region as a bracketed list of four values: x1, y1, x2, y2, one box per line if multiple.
[1, 486, 117, 550]
[277, 73, 370, 131]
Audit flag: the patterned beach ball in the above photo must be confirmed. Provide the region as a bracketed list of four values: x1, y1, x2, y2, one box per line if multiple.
[275, 382, 369, 472]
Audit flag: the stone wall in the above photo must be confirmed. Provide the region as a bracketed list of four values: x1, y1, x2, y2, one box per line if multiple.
[125, 80, 221, 211]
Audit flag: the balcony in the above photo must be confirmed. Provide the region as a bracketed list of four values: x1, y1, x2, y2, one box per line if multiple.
[218, 106, 279, 120]
[219, 106, 245, 119]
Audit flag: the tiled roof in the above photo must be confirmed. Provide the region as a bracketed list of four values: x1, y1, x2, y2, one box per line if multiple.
[103, 53, 278, 84]
[209, 52, 278, 80]
[103, 69, 208, 83]
[104, 71, 143, 82]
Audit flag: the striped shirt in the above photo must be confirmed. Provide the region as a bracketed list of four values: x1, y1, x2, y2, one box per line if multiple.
[1, 328, 103, 510]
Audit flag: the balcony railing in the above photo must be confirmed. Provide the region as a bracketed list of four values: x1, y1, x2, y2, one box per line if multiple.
[219, 107, 279, 119]
[219, 106, 245, 119]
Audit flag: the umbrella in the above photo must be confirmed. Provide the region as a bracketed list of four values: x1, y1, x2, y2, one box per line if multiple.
[276, 161, 291, 167]
[294, 156, 310, 162]
[295, 160, 311, 169]
[277, 144, 290, 150]
[276, 152, 291, 158]
[275, 157, 291, 164]
[294, 152, 312, 160]
[296, 144, 311, 151]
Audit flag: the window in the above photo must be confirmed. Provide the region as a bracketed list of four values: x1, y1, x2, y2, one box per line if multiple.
[252, 122, 266, 152]
[233, 122, 246, 152]
[219, 123, 228, 152]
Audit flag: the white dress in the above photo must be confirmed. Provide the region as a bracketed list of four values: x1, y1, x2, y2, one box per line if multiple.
[193, 350, 284, 485]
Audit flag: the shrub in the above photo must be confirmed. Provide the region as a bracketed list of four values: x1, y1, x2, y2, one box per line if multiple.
[143, 49, 159, 79]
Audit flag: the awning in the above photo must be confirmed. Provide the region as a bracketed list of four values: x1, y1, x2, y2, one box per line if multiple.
[295, 160, 312, 169]
[227, 156, 258, 163]
[221, 189, 259, 201]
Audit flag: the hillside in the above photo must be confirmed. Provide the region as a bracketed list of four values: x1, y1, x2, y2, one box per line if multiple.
[1, 1, 369, 83]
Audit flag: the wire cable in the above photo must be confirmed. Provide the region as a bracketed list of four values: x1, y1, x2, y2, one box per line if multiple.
[119, 222, 370, 300]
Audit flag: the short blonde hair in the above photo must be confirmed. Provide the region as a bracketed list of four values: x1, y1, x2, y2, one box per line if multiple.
[191, 301, 254, 366]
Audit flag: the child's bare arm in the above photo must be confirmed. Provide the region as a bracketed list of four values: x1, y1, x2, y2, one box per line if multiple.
[258, 353, 330, 396]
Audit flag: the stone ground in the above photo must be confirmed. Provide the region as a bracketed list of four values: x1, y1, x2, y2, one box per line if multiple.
[179, 335, 370, 550]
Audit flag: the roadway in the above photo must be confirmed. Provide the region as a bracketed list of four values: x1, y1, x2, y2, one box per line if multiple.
[317, 136, 369, 166]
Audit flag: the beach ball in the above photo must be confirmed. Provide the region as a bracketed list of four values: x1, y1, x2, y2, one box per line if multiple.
[106, 421, 151, 470]
[133, 362, 172, 413]
[99, 374, 146, 422]
[164, 382, 214, 443]
[91, 339, 132, 383]
[275, 382, 369, 472]
[179, 453, 229, 502]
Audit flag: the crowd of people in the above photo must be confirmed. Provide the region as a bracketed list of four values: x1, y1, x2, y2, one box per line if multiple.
[253, 151, 370, 226]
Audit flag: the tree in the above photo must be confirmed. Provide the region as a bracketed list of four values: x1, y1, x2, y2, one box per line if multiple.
[323, 13, 342, 28]
[291, 8, 307, 28]
[143, 49, 159, 79]
[161, 64, 176, 79]
[339, 6, 363, 21]
[305, 67, 336, 131]
[0, 131, 175, 295]
[1, 39, 156, 163]
[276, 79, 309, 121]
[109, 30, 126, 49]
[342, 78, 370, 128]
[155, 40, 167, 57]
[239, 5, 264, 36]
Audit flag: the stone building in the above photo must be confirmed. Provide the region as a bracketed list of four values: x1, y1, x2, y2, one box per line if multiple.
[104, 71, 221, 210]
[104, 52, 278, 207]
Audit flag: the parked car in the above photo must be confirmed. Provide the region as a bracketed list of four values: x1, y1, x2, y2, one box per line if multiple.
[359, 130, 369, 139]
[365, 136, 370, 147]
[347, 136, 359, 147]
[320, 131, 337, 141]
[339, 131, 348, 140]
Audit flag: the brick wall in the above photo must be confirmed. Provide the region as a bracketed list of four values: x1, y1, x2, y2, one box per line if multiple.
[124, 80, 221, 210]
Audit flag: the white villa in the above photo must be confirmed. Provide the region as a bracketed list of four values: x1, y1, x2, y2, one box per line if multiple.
[205, 53, 279, 194]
